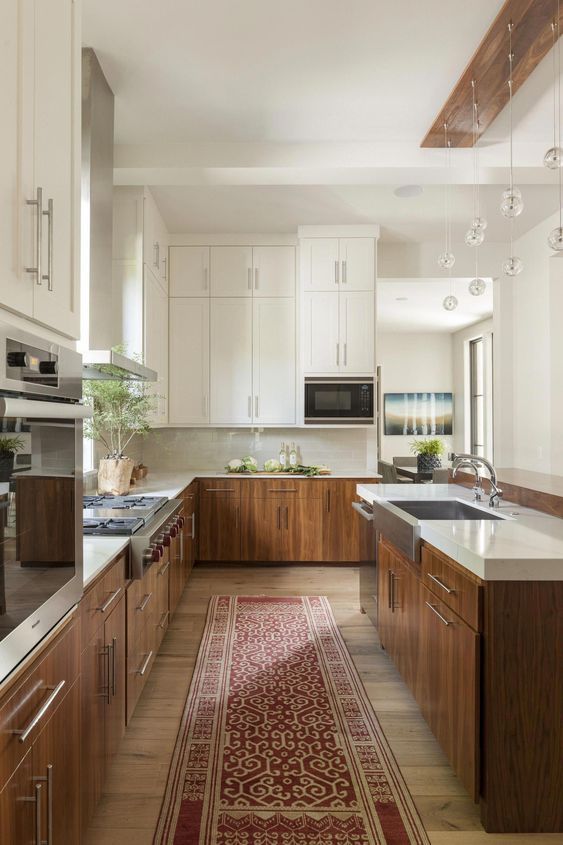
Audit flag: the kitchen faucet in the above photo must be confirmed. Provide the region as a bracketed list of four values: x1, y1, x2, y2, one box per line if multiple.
[451, 453, 503, 508]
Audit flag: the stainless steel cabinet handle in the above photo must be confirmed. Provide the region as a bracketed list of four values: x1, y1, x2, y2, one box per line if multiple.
[191, 512, 196, 540]
[112, 637, 117, 696]
[334, 260, 339, 285]
[154, 241, 159, 268]
[26, 187, 43, 283]
[247, 267, 252, 289]
[162, 255, 167, 280]
[344, 342, 347, 366]
[342, 259, 347, 284]
[254, 267, 259, 289]
[97, 586, 122, 613]
[203, 265, 208, 290]
[427, 573, 454, 594]
[248, 395, 252, 418]
[388, 570, 392, 609]
[42, 198, 53, 291]
[137, 592, 152, 612]
[277, 505, 281, 529]
[285, 506, 289, 529]
[158, 560, 171, 576]
[14, 680, 66, 743]
[33, 763, 53, 845]
[137, 651, 153, 676]
[34, 782, 42, 845]
[102, 644, 111, 704]
[205, 488, 235, 492]
[336, 343, 339, 366]
[158, 610, 169, 630]
[255, 395, 259, 418]
[268, 488, 297, 493]
[425, 601, 451, 626]
[326, 489, 331, 512]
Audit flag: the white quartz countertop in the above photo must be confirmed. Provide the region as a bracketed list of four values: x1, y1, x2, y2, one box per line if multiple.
[83, 537, 130, 589]
[356, 483, 563, 581]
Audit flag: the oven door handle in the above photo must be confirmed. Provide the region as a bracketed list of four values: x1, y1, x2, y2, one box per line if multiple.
[0, 398, 93, 420]
[352, 501, 374, 522]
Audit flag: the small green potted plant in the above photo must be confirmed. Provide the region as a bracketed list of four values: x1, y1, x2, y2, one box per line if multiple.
[410, 437, 445, 474]
[0, 435, 25, 482]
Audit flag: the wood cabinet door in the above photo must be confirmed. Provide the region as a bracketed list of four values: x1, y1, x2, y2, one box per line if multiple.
[210, 246, 252, 297]
[377, 539, 394, 653]
[252, 298, 295, 425]
[420, 584, 479, 801]
[252, 246, 295, 297]
[302, 292, 340, 374]
[0, 749, 34, 845]
[300, 238, 340, 291]
[339, 238, 375, 291]
[169, 246, 210, 296]
[321, 480, 361, 562]
[80, 628, 106, 831]
[282, 499, 322, 561]
[391, 557, 421, 696]
[33, 0, 79, 338]
[199, 496, 241, 561]
[241, 499, 283, 562]
[210, 299, 253, 424]
[33, 678, 80, 845]
[339, 291, 375, 374]
[104, 596, 126, 764]
[169, 297, 210, 424]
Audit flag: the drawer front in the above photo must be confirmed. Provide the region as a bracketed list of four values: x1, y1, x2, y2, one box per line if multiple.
[0, 615, 79, 789]
[152, 562, 170, 652]
[243, 479, 322, 499]
[127, 565, 158, 643]
[126, 620, 155, 724]
[421, 545, 482, 631]
[200, 479, 241, 498]
[81, 553, 127, 650]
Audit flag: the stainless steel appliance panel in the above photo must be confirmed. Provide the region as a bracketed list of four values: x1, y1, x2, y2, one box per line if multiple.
[354, 501, 378, 628]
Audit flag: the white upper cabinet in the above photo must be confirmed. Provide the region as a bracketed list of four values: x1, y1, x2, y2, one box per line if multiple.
[252, 246, 295, 297]
[143, 189, 168, 294]
[144, 266, 168, 425]
[210, 246, 253, 297]
[339, 238, 375, 291]
[169, 298, 209, 425]
[169, 246, 210, 297]
[339, 291, 375, 373]
[302, 292, 340, 374]
[210, 299, 253, 424]
[253, 298, 295, 425]
[0, 0, 80, 338]
[301, 238, 340, 291]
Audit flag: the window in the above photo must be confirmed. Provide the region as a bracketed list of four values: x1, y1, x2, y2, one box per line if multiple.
[469, 335, 494, 459]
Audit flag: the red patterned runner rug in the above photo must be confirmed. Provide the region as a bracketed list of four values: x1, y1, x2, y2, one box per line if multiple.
[154, 596, 429, 844]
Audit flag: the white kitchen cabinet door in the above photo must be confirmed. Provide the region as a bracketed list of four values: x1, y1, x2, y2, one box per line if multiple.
[169, 298, 210, 424]
[159, 230, 169, 293]
[143, 190, 159, 277]
[210, 246, 252, 297]
[144, 267, 168, 424]
[302, 292, 340, 374]
[169, 246, 210, 297]
[210, 299, 253, 424]
[301, 238, 340, 291]
[339, 238, 375, 291]
[0, 0, 34, 319]
[253, 298, 295, 425]
[340, 291, 375, 374]
[252, 246, 295, 297]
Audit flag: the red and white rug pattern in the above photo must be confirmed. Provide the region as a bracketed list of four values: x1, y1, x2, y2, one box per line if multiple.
[154, 596, 429, 844]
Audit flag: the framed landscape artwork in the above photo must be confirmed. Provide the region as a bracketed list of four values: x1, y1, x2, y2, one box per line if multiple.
[384, 392, 453, 436]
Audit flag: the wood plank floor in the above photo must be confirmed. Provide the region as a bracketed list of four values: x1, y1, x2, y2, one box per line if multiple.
[85, 564, 560, 845]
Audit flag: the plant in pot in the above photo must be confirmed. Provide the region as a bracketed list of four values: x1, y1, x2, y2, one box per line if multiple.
[0, 435, 25, 482]
[410, 437, 445, 474]
[83, 357, 157, 496]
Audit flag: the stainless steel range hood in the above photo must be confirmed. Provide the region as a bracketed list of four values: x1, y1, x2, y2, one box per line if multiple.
[81, 48, 156, 382]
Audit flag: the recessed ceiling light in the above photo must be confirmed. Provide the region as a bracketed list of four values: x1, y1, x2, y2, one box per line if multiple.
[394, 184, 423, 198]
[395, 296, 408, 301]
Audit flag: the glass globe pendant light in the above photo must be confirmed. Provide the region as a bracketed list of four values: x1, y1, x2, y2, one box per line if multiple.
[465, 80, 487, 246]
[442, 294, 459, 311]
[469, 277, 487, 296]
[544, 14, 562, 169]
[501, 24, 524, 219]
[547, 2, 563, 250]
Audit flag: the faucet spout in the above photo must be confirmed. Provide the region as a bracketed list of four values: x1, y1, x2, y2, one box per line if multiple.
[451, 453, 502, 508]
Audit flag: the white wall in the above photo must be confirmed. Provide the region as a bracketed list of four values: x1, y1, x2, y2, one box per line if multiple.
[377, 331, 453, 462]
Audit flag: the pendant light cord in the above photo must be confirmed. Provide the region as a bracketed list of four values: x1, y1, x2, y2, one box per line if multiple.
[508, 22, 514, 194]
[557, 0, 562, 229]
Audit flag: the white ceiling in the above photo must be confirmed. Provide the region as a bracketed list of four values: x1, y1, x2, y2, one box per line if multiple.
[377, 278, 493, 332]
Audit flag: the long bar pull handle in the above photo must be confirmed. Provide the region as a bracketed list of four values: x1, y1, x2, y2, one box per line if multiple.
[158, 610, 170, 629]
[425, 601, 451, 626]
[32, 762, 53, 845]
[204, 488, 236, 492]
[97, 586, 122, 614]
[26, 187, 43, 283]
[158, 560, 171, 576]
[137, 651, 153, 676]
[255, 395, 259, 418]
[254, 267, 259, 289]
[154, 242, 159, 268]
[203, 265, 208, 290]
[388, 571, 392, 609]
[267, 488, 297, 493]
[326, 489, 331, 512]
[342, 259, 347, 284]
[137, 592, 153, 612]
[42, 198, 53, 291]
[427, 573, 454, 594]
[104, 644, 111, 704]
[247, 267, 252, 289]
[336, 343, 339, 366]
[285, 506, 289, 530]
[248, 395, 252, 418]
[14, 681, 66, 743]
[344, 342, 347, 367]
[334, 260, 339, 285]
[277, 505, 281, 530]
[35, 783, 42, 845]
[112, 637, 117, 696]
[162, 255, 167, 281]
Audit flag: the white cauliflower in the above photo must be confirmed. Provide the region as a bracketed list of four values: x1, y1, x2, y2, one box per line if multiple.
[227, 458, 243, 471]
[264, 458, 282, 473]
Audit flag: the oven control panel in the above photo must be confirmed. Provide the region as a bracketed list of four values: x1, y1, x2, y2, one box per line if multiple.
[6, 338, 59, 386]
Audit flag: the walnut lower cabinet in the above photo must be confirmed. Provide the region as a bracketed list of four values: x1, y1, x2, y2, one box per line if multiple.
[0, 613, 80, 845]
[199, 480, 242, 561]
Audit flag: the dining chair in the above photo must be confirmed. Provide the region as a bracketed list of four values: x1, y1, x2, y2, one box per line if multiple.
[378, 460, 414, 484]
[392, 456, 417, 467]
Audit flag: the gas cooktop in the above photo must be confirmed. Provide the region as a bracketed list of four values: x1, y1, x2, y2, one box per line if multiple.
[83, 495, 167, 511]
[83, 517, 145, 536]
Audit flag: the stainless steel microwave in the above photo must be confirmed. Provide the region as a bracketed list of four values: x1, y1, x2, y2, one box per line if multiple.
[304, 377, 374, 424]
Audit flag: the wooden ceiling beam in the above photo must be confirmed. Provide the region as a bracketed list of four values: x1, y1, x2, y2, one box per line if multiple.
[421, 0, 563, 147]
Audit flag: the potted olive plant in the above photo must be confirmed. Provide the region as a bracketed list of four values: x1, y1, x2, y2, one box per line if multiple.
[83, 358, 157, 495]
[410, 437, 445, 474]
[0, 435, 25, 482]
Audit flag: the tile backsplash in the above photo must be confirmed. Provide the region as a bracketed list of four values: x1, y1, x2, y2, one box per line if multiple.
[140, 428, 378, 472]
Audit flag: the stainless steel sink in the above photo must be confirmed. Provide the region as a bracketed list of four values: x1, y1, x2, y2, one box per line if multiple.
[387, 500, 505, 521]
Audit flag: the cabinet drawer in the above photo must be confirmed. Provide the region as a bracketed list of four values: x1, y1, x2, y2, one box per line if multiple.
[81, 553, 127, 650]
[200, 479, 241, 498]
[421, 544, 482, 631]
[243, 479, 322, 499]
[126, 618, 156, 724]
[127, 565, 158, 641]
[0, 615, 79, 789]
